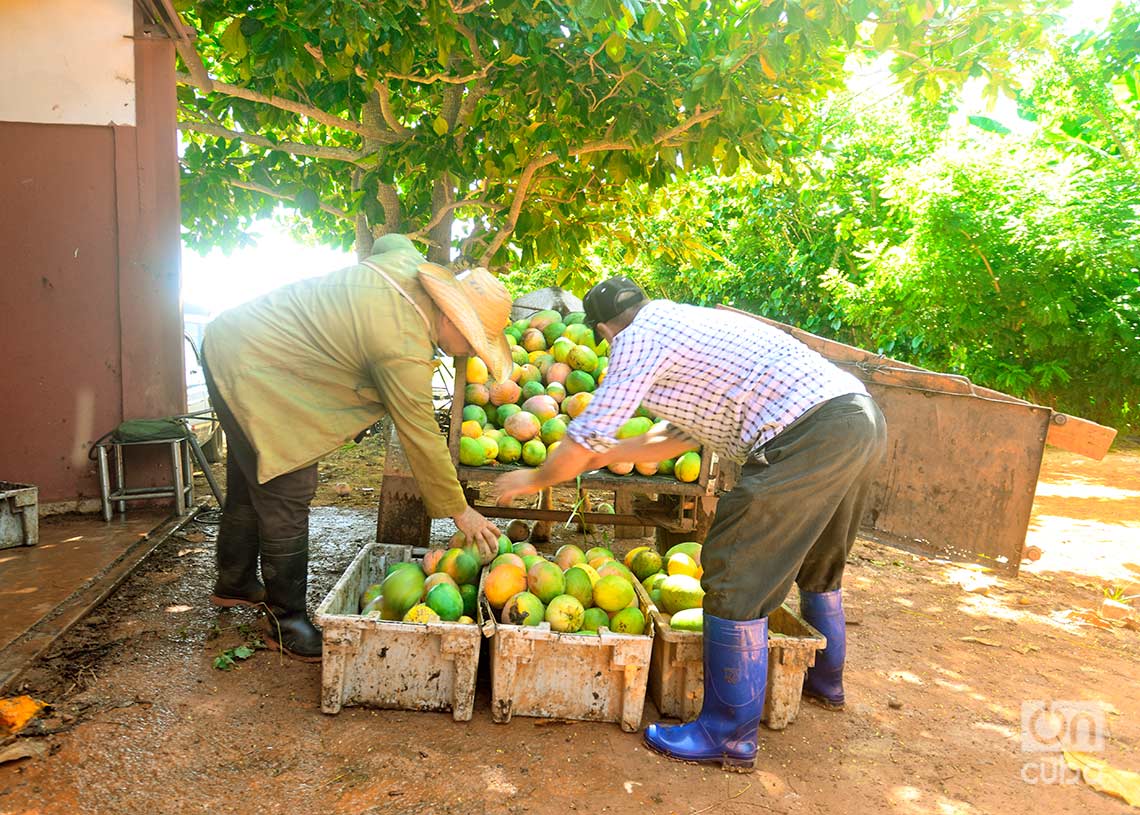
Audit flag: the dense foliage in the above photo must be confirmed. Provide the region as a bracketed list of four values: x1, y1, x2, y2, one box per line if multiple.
[176, 0, 1055, 263]
[565, 4, 1140, 430]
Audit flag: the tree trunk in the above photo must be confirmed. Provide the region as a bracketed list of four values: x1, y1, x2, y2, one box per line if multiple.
[359, 92, 402, 257]
[428, 177, 454, 265]
[354, 213, 373, 260]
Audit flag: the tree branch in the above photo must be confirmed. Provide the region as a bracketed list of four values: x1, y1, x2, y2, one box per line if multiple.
[385, 67, 490, 86]
[453, 21, 489, 67]
[178, 120, 369, 165]
[226, 178, 352, 222]
[959, 229, 1001, 295]
[449, 0, 488, 15]
[376, 81, 414, 138]
[478, 107, 722, 264]
[421, 197, 504, 233]
[589, 64, 643, 113]
[176, 71, 394, 143]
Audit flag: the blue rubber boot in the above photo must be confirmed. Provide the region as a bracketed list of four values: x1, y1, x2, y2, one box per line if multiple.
[800, 589, 846, 710]
[644, 615, 768, 771]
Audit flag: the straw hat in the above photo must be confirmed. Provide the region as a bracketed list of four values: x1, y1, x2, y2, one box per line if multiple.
[418, 262, 512, 383]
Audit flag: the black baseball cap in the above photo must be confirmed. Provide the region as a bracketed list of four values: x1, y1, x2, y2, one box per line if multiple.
[583, 277, 648, 332]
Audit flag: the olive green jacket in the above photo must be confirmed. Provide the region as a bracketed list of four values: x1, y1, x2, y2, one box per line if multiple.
[202, 236, 467, 517]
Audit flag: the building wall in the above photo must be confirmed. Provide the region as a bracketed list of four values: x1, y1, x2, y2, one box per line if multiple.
[0, 0, 136, 126]
[0, 3, 182, 507]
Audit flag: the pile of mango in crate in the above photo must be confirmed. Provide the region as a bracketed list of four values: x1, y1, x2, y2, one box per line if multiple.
[629, 541, 706, 632]
[357, 534, 510, 623]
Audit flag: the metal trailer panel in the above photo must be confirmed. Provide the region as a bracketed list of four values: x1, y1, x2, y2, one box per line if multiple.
[715, 306, 1074, 575]
[863, 384, 1050, 572]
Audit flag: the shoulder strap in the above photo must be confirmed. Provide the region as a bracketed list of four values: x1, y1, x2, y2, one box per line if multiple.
[360, 258, 433, 334]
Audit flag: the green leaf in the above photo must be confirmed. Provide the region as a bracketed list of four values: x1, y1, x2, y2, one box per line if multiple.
[721, 145, 740, 175]
[1123, 69, 1139, 103]
[605, 34, 627, 64]
[233, 645, 255, 660]
[967, 115, 1011, 135]
[755, 0, 785, 26]
[295, 188, 321, 213]
[643, 5, 664, 33]
[848, 0, 871, 23]
[871, 22, 895, 52]
[433, 116, 450, 136]
[213, 653, 235, 671]
[220, 18, 248, 61]
[396, 47, 415, 75]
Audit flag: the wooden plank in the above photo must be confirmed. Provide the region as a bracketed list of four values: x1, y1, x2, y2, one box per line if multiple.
[471, 505, 644, 526]
[456, 464, 709, 496]
[614, 491, 652, 538]
[1046, 413, 1118, 461]
[447, 356, 468, 463]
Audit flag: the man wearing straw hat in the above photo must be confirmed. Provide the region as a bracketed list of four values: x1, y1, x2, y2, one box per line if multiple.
[201, 234, 510, 661]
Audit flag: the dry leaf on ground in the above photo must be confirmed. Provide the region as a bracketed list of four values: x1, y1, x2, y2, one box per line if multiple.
[1064, 751, 1140, 807]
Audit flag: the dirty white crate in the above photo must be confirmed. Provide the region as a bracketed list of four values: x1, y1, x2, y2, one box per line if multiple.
[635, 582, 825, 729]
[0, 481, 38, 550]
[315, 542, 482, 721]
[479, 574, 654, 733]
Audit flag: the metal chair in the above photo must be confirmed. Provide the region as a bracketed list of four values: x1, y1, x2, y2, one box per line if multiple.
[95, 434, 195, 523]
[93, 415, 225, 522]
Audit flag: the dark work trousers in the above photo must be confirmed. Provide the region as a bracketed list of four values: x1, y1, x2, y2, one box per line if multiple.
[201, 345, 318, 541]
[701, 393, 887, 621]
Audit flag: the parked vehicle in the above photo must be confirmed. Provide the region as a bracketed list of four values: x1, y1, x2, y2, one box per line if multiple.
[184, 308, 224, 463]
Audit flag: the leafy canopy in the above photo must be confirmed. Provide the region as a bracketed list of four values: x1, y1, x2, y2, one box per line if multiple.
[176, 0, 1058, 264]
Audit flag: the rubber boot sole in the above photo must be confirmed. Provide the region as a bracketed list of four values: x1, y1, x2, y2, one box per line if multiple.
[209, 594, 266, 609]
[264, 636, 322, 663]
[802, 691, 845, 712]
[642, 733, 756, 772]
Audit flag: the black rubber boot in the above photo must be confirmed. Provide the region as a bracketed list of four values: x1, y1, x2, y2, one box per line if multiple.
[209, 503, 266, 608]
[260, 532, 323, 662]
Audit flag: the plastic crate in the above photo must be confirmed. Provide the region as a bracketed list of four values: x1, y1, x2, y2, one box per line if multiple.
[315, 543, 482, 721]
[636, 581, 826, 729]
[0, 482, 38, 550]
[479, 573, 655, 732]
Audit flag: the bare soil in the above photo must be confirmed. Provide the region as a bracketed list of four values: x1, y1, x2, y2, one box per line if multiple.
[1, 445, 1138, 815]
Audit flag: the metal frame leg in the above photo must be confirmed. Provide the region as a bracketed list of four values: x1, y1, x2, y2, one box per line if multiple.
[114, 443, 126, 515]
[170, 441, 187, 515]
[97, 445, 112, 523]
[182, 439, 195, 510]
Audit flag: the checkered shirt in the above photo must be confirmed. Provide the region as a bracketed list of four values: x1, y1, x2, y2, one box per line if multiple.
[567, 300, 868, 463]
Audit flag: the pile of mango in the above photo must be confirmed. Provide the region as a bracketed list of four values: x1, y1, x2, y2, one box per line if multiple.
[629, 542, 705, 632]
[459, 307, 702, 482]
[482, 542, 650, 636]
[358, 534, 509, 623]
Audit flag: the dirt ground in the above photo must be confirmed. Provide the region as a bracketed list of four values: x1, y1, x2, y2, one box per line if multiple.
[1, 441, 1138, 815]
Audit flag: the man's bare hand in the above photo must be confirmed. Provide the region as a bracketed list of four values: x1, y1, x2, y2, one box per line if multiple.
[493, 469, 542, 506]
[453, 506, 500, 562]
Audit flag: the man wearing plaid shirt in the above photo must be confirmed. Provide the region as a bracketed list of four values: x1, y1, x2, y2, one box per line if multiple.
[494, 277, 887, 772]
